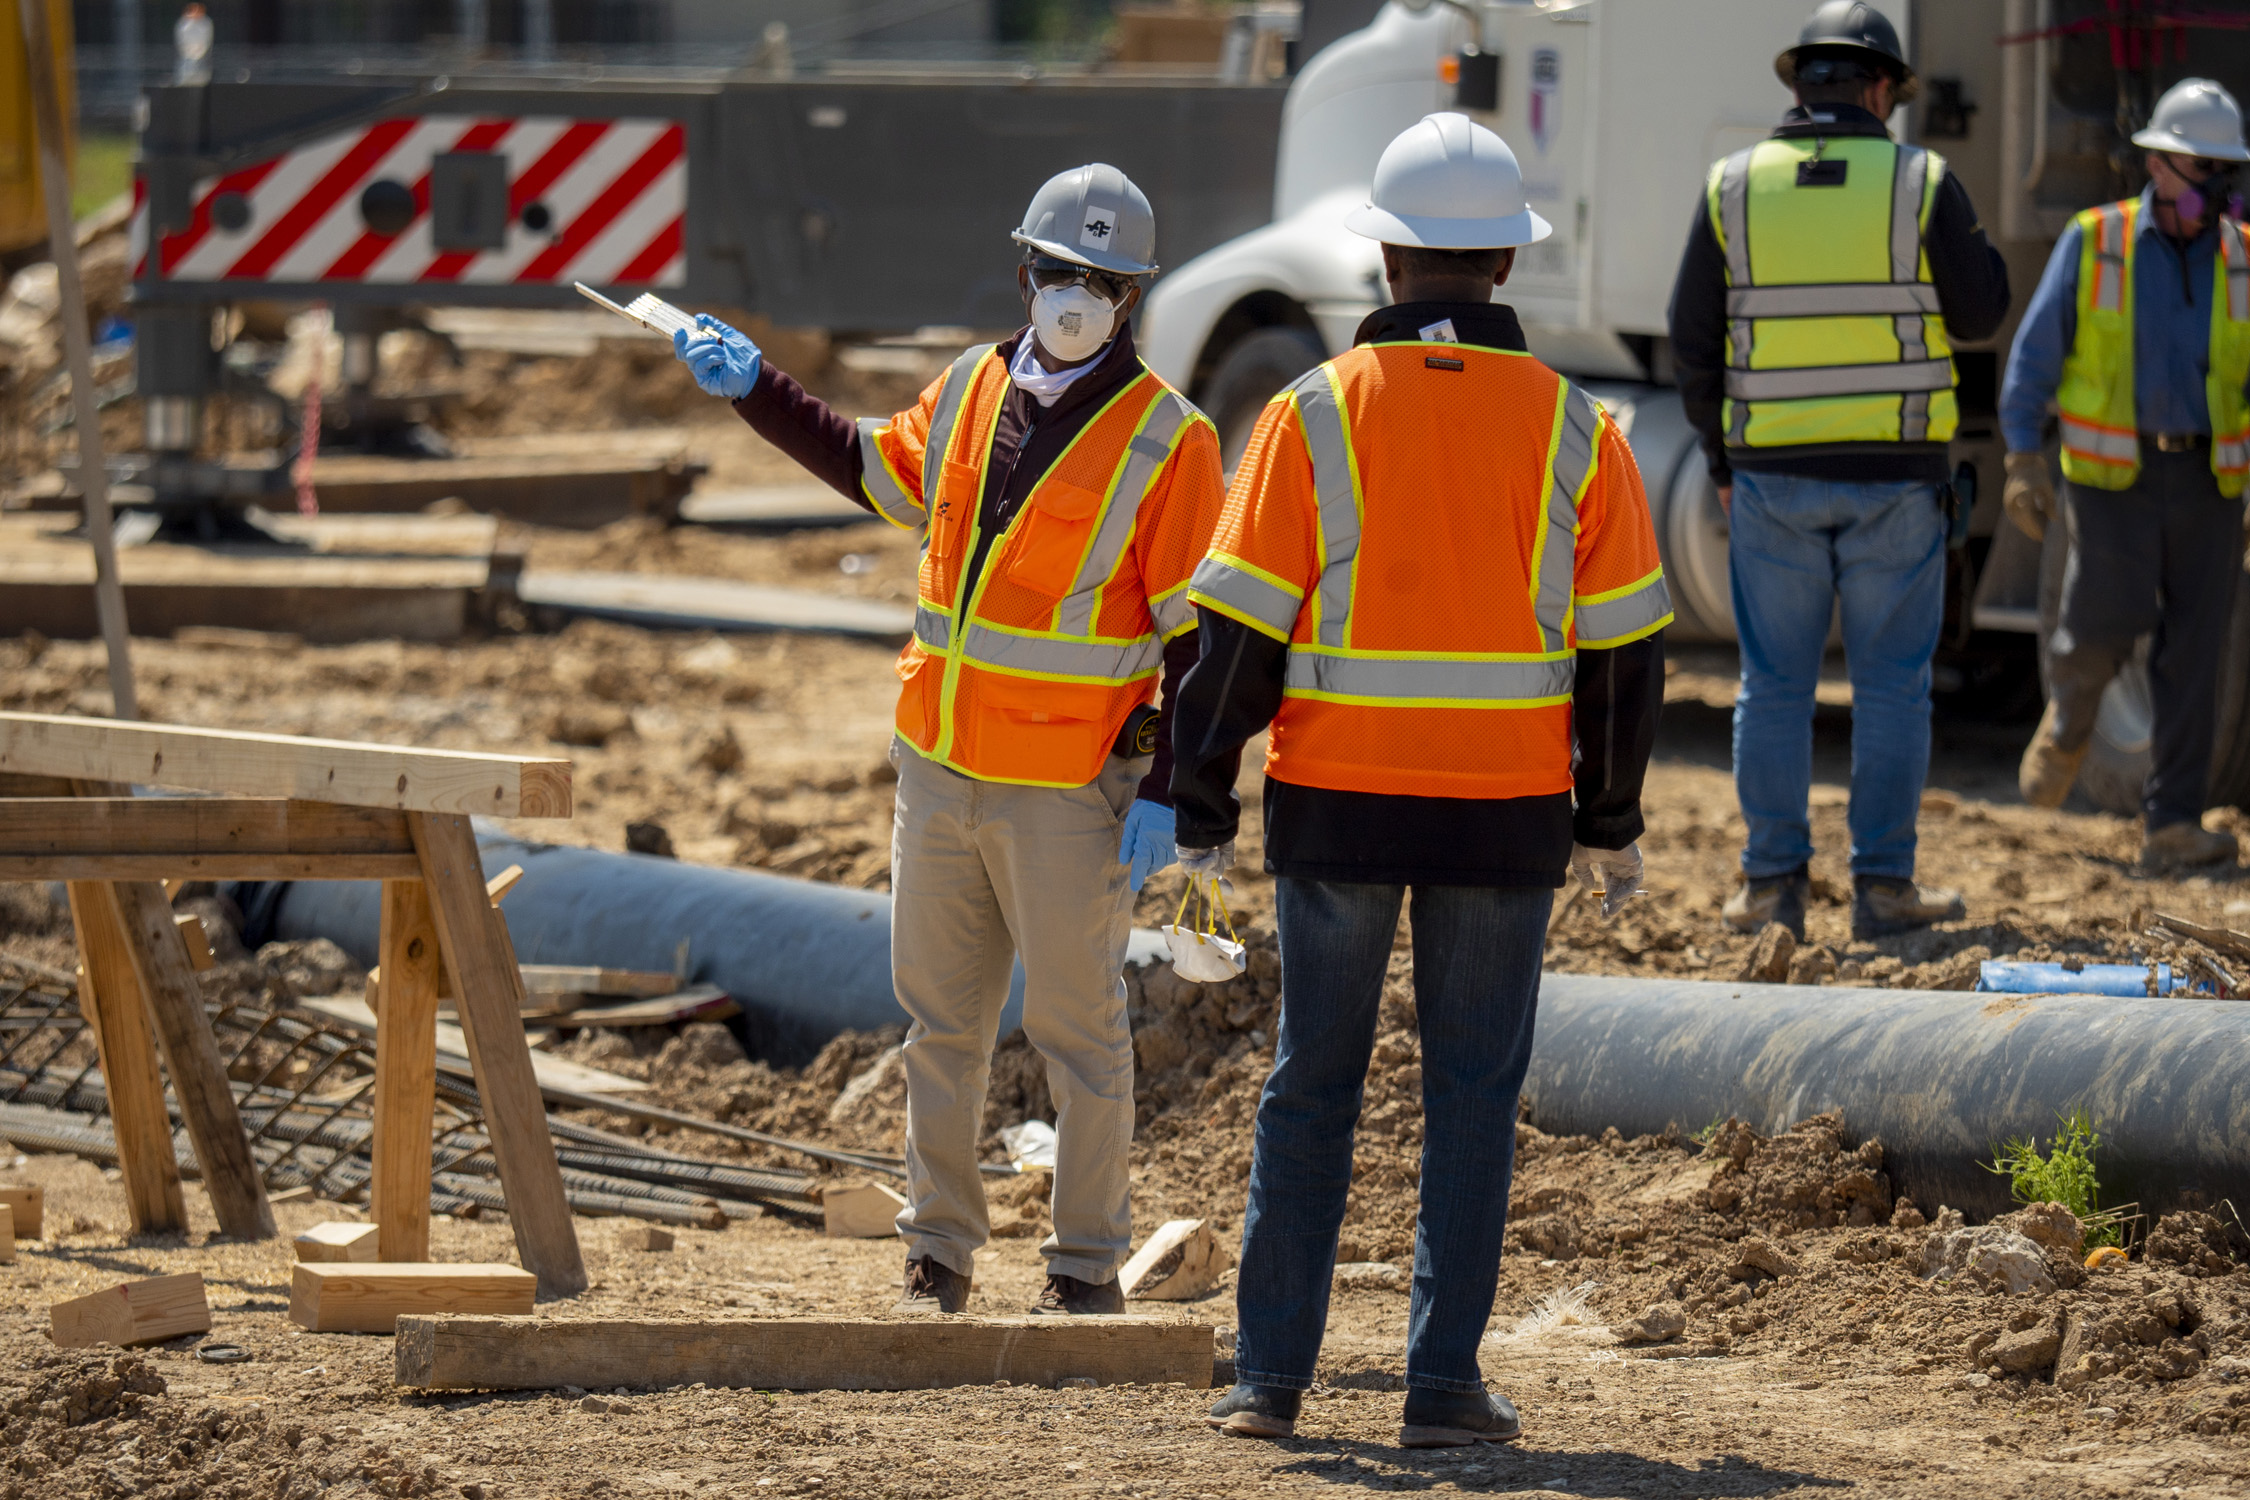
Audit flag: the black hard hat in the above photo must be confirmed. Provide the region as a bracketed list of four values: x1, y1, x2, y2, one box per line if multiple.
[1776, 1, 1919, 103]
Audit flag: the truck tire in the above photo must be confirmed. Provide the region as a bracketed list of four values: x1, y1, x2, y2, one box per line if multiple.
[1202, 326, 1326, 472]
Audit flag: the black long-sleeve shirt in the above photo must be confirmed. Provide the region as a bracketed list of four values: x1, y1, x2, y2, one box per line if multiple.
[728, 324, 1196, 805]
[1667, 103, 2012, 486]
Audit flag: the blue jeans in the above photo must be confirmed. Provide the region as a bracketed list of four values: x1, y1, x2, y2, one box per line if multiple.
[1729, 471, 1946, 881]
[1234, 878, 1550, 1394]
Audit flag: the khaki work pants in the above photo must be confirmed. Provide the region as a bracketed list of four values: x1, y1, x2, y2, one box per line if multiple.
[889, 740, 1143, 1284]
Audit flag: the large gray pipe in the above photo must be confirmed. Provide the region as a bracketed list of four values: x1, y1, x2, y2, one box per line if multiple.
[256, 828, 1164, 1067]
[1524, 973, 2250, 1222]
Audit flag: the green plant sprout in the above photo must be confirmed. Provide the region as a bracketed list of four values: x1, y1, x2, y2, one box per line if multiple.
[1985, 1108, 2127, 1249]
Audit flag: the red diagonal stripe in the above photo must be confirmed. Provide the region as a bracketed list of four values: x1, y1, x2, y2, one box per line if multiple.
[420, 118, 610, 283]
[610, 213, 683, 285]
[322, 117, 514, 282]
[223, 117, 418, 280]
[157, 156, 283, 275]
[515, 125, 683, 285]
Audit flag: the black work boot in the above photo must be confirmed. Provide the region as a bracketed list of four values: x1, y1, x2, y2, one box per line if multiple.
[895, 1255, 971, 1314]
[1851, 875, 1966, 939]
[1029, 1273, 1124, 1316]
[1205, 1382, 1301, 1439]
[1400, 1387, 1522, 1448]
[1722, 865, 1809, 940]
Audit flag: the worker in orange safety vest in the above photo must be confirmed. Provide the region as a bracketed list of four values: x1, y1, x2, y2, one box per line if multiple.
[672, 165, 1226, 1316]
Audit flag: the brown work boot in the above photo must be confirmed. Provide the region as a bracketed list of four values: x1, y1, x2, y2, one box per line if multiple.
[2139, 820, 2241, 873]
[1852, 876, 1966, 940]
[896, 1255, 971, 1314]
[1721, 866, 1809, 939]
[2018, 700, 2088, 808]
[1029, 1273, 1125, 1316]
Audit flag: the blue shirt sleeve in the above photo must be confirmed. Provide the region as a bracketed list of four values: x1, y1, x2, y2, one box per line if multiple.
[2000, 220, 2082, 454]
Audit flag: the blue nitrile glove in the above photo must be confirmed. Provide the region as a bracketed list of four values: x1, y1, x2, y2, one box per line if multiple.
[1118, 799, 1178, 892]
[672, 313, 761, 399]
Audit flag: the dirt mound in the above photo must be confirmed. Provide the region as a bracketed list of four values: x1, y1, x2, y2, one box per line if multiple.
[3, 1353, 164, 1428]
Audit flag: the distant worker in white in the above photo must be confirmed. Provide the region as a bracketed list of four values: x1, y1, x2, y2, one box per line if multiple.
[669, 168, 1227, 1314]
[2004, 78, 2250, 872]
[1668, 1, 2010, 942]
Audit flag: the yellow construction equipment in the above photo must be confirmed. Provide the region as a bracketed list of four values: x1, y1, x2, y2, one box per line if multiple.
[2, 0, 76, 261]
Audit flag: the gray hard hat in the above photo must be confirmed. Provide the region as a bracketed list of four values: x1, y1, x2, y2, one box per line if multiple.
[1776, 1, 1920, 104]
[1011, 163, 1158, 278]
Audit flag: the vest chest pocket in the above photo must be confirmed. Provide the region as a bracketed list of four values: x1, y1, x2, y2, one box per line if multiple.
[1004, 479, 1106, 597]
[927, 460, 983, 560]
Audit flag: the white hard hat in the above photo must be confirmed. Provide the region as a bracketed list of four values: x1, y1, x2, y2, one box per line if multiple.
[2132, 78, 2250, 163]
[1345, 113, 1552, 250]
[1011, 163, 1159, 277]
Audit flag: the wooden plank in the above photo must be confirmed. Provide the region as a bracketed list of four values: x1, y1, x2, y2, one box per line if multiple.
[542, 986, 738, 1030]
[1119, 1219, 1231, 1301]
[50, 1274, 211, 1349]
[485, 864, 525, 904]
[0, 797, 415, 856]
[299, 995, 647, 1095]
[174, 913, 215, 972]
[0, 1184, 45, 1239]
[0, 1200, 12, 1262]
[0, 714, 572, 818]
[66, 883, 188, 1234]
[411, 813, 587, 1297]
[372, 879, 444, 1264]
[516, 571, 914, 641]
[2149, 911, 2250, 963]
[112, 880, 277, 1241]
[0, 853, 424, 880]
[677, 484, 877, 531]
[295, 1222, 381, 1263]
[520, 965, 680, 999]
[394, 1315, 1216, 1392]
[291, 1263, 537, 1333]
[822, 1182, 906, 1239]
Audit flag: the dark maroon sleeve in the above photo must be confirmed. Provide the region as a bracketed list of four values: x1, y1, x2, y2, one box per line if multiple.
[730, 362, 872, 510]
[1136, 627, 1202, 807]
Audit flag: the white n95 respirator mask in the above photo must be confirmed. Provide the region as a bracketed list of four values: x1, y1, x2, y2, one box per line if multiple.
[1031, 282, 1116, 363]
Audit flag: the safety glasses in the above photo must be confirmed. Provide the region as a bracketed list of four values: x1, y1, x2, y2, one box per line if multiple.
[1026, 254, 1136, 306]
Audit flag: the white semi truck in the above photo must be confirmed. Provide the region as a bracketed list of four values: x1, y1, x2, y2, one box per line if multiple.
[1142, 0, 2250, 817]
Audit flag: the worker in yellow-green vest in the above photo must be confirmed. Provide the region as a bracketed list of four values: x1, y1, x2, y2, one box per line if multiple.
[1668, 1, 2010, 943]
[2002, 78, 2250, 872]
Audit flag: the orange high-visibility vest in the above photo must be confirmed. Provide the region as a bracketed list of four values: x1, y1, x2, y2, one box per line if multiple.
[856, 344, 1224, 788]
[1190, 338, 1672, 800]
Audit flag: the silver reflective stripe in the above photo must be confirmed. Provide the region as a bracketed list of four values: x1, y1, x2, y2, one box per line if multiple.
[2092, 206, 2129, 315]
[1718, 150, 1755, 446]
[960, 624, 1162, 683]
[1055, 387, 1196, 636]
[1283, 651, 1575, 704]
[1724, 359, 1956, 400]
[2220, 437, 2250, 470]
[857, 417, 924, 527]
[1535, 384, 1599, 652]
[919, 344, 997, 502]
[2225, 223, 2250, 322]
[1189, 554, 1302, 639]
[1575, 578, 1674, 646]
[1292, 367, 1361, 648]
[2059, 414, 2138, 461]
[914, 603, 951, 652]
[1149, 585, 1197, 639]
[1891, 148, 1934, 443]
[1725, 282, 1942, 318]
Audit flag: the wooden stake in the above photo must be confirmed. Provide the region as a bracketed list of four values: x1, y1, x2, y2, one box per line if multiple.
[15, 0, 135, 720]
[410, 813, 585, 1296]
[66, 883, 185, 1234]
[372, 878, 443, 1263]
[111, 879, 275, 1240]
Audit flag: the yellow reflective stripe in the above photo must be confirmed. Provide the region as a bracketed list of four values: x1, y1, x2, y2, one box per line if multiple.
[930, 350, 1003, 764]
[920, 345, 996, 495]
[2224, 221, 2250, 322]
[2091, 204, 2130, 314]
[1574, 568, 1674, 648]
[1148, 580, 1198, 640]
[913, 602, 952, 652]
[856, 417, 923, 529]
[1056, 381, 1195, 637]
[1891, 147, 1936, 442]
[959, 622, 1162, 684]
[1723, 360, 1955, 400]
[1282, 649, 1574, 705]
[1532, 384, 1597, 652]
[2059, 414, 2138, 463]
[1188, 553, 1303, 640]
[1290, 365, 1362, 649]
[1717, 148, 1754, 445]
[1725, 283, 1942, 318]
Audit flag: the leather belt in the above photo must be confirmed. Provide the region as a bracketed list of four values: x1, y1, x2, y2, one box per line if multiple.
[2144, 431, 2211, 452]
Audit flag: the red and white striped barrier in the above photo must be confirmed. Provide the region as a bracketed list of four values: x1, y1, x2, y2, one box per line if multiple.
[132, 114, 685, 287]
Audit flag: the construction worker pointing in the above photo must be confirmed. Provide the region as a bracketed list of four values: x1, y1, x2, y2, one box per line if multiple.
[1175, 113, 1669, 1448]
[2004, 77, 2250, 871]
[673, 165, 1226, 1315]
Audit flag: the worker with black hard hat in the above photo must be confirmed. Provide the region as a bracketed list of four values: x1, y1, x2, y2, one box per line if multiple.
[1773, 0, 1919, 102]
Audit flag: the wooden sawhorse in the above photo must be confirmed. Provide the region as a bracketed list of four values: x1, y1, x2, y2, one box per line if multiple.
[0, 711, 586, 1296]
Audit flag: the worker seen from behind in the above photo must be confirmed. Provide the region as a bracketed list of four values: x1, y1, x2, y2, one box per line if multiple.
[671, 165, 1226, 1314]
[1668, 1, 2010, 941]
[2002, 77, 2250, 872]
[1175, 113, 1671, 1448]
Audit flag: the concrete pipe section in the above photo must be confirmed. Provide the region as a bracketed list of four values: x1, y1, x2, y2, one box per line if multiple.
[1525, 972, 2250, 1222]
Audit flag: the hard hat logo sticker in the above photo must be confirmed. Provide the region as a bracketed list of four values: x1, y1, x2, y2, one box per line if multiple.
[1080, 212, 1115, 247]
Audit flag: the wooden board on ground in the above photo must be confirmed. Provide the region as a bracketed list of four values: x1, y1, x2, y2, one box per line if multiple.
[516, 571, 914, 641]
[541, 986, 737, 1030]
[0, 715, 570, 819]
[0, 1183, 45, 1240]
[296, 1221, 381, 1263]
[0, 1202, 12, 1262]
[51, 1274, 211, 1348]
[292, 1263, 538, 1333]
[394, 1315, 1215, 1391]
[822, 1181, 907, 1239]
[1120, 1219, 1231, 1301]
[520, 964, 680, 999]
[618, 1224, 673, 1252]
[299, 995, 648, 1094]
[309, 451, 697, 529]
[677, 485, 876, 531]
